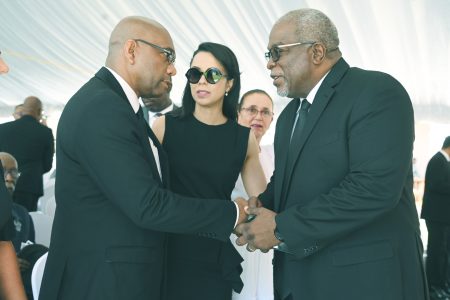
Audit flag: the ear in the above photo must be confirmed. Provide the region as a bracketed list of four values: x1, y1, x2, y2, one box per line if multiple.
[226, 78, 234, 93]
[124, 40, 137, 64]
[311, 43, 326, 64]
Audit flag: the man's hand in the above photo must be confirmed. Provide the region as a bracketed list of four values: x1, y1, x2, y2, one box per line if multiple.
[247, 196, 263, 209]
[233, 197, 248, 227]
[235, 206, 280, 252]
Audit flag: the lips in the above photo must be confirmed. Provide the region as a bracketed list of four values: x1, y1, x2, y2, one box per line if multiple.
[164, 80, 172, 90]
[271, 74, 283, 86]
[196, 90, 210, 97]
[250, 124, 263, 129]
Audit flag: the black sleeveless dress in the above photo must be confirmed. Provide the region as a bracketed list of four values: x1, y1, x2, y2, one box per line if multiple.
[163, 113, 249, 300]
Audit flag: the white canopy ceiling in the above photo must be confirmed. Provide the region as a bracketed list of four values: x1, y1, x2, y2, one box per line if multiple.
[1, 0, 449, 123]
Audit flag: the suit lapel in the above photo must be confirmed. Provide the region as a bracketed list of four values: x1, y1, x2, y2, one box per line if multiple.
[274, 99, 299, 210]
[96, 67, 165, 186]
[278, 58, 350, 210]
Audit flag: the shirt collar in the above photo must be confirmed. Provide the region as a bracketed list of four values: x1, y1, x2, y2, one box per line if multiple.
[440, 150, 450, 162]
[105, 67, 140, 113]
[304, 71, 330, 104]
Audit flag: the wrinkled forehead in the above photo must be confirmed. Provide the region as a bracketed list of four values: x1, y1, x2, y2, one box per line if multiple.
[242, 93, 273, 109]
[268, 21, 297, 48]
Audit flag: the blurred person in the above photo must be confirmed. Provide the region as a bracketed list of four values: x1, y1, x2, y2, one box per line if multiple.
[38, 17, 248, 300]
[0, 152, 37, 299]
[0, 96, 55, 211]
[12, 104, 24, 120]
[0, 48, 28, 300]
[231, 89, 275, 300]
[153, 42, 267, 300]
[141, 77, 179, 126]
[0, 152, 35, 253]
[0, 50, 10, 74]
[235, 8, 427, 300]
[421, 136, 450, 299]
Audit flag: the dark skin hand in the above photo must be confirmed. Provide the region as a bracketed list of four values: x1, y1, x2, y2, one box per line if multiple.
[235, 197, 280, 252]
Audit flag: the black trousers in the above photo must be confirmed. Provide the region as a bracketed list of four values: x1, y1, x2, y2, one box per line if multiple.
[425, 220, 450, 288]
[13, 191, 40, 212]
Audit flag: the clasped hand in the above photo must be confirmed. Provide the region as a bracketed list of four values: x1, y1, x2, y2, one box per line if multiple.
[233, 196, 280, 252]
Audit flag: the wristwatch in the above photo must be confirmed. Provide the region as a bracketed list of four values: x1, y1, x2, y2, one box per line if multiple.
[274, 227, 284, 242]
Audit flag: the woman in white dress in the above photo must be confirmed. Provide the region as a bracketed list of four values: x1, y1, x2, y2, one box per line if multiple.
[232, 89, 275, 300]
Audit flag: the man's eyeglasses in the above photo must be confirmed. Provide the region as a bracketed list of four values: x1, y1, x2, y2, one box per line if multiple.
[241, 106, 274, 118]
[265, 41, 315, 62]
[134, 39, 176, 64]
[185, 67, 228, 84]
[3, 169, 21, 179]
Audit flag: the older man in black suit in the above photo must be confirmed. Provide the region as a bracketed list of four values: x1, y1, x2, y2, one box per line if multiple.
[236, 8, 427, 300]
[421, 136, 450, 299]
[39, 16, 248, 300]
[0, 96, 54, 211]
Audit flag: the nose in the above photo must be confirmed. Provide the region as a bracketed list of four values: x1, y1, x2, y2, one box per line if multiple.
[168, 63, 177, 76]
[5, 173, 15, 184]
[266, 59, 275, 70]
[197, 73, 208, 85]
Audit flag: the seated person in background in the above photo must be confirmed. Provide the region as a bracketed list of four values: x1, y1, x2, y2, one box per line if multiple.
[141, 77, 178, 127]
[1, 152, 37, 299]
[231, 89, 275, 300]
[0, 49, 27, 300]
[0, 152, 36, 253]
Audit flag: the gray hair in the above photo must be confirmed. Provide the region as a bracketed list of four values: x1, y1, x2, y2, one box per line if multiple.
[276, 9, 339, 51]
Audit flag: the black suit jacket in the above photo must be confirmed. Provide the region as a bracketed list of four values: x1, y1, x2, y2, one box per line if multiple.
[39, 68, 237, 300]
[0, 115, 54, 196]
[421, 151, 450, 224]
[260, 58, 426, 300]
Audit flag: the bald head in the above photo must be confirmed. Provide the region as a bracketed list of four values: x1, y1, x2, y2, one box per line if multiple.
[21, 96, 43, 120]
[0, 152, 19, 195]
[106, 16, 170, 67]
[104, 16, 177, 99]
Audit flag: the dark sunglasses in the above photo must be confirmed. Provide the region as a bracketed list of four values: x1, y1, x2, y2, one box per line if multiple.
[185, 67, 228, 84]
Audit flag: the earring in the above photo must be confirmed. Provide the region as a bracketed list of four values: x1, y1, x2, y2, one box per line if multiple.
[225, 91, 228, 97]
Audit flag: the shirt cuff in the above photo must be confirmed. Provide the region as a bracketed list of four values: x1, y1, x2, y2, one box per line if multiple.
[233, 201, 239, 228]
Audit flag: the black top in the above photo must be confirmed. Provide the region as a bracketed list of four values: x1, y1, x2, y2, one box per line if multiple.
[163, 113, 249, 295]
[163, 114, 248, 199]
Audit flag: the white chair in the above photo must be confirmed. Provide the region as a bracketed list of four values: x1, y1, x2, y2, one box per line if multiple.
[29, 212, 54, 247]
[31, 252, 48, 300]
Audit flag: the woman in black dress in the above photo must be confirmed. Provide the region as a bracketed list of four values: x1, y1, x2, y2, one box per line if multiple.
[153, 42, 267, 300]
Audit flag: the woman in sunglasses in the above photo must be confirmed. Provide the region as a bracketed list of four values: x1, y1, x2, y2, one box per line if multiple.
[153, 42, 266, 300]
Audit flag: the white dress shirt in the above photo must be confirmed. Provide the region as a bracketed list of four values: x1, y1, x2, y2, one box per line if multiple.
[106, 67, 162, 180]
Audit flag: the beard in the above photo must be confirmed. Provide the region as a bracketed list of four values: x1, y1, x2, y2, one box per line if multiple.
[276, 80, 289, 97]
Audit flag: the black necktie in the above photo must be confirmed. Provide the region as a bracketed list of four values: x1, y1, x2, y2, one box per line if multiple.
[137, 107, 145, 119]
[154, 112, 163, 117]
[290, 99, 311, 145]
